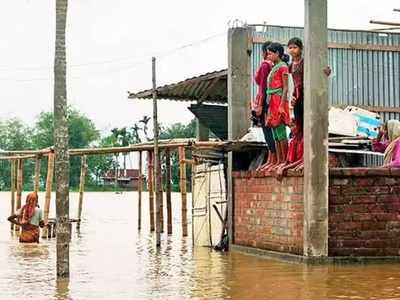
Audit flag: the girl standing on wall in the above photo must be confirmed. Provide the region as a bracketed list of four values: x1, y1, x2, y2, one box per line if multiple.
[253, 41, 277, 170]
[287, 37, 304, 131]
[263, 43, 290, 171]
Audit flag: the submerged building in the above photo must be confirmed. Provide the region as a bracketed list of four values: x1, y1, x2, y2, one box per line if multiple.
[129, 23, 400, 262]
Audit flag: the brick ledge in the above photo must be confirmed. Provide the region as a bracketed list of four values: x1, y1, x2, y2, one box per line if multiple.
[330, 168, 400, 177]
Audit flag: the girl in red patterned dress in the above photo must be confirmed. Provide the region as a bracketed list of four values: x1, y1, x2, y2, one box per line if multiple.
[264, 43, 290, 170]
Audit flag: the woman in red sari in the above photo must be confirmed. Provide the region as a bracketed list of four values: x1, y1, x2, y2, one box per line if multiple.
[8, 192, 45, 243]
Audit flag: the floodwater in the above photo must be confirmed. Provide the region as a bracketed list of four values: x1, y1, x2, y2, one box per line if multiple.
[1, 192, 400, 300]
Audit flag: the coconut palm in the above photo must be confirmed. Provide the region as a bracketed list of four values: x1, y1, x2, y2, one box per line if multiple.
[54, 0, 70, 278]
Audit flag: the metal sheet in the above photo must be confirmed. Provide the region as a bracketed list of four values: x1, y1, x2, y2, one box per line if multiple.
[251, 25, 400, 166]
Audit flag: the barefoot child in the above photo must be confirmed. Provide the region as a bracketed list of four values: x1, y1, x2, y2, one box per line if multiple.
[253, 41, 277, 170]
[287, 37, 304, 131]
[265, 43, 290, 170]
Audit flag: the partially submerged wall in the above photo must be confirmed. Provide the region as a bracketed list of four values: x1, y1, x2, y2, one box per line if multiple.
[233, 168, 400, 258]
[329, 168, 400, 256]
[233, 171, 304, 255]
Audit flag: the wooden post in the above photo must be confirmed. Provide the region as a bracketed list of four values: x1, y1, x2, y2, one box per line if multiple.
[15, 158, 24, 232]
[138, 151, 143, 230]
[191, 152, 195, 244]
[77, 155, 87, 230]
[152, 57, 162, 247]
[42, 152, 55, 238]
[148, 151, 155, 232]
[114, 155, 119, 191]
[165, 149, 172, 234]
[178, 147, 188, 237]
[10, 160, 16, 231]
[34, 155, 41, 193]
[160, 180, 164, 233]
[159, 151, 164, 233]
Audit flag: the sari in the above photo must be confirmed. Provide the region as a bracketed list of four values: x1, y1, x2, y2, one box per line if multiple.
[253, 60, 272, 119]
[18, 192, 41, 243]
[289, 59, 304, 129]
[20, 224, 40, 243]
[383, 120, 400, 167]
[266, 61, 290, 128]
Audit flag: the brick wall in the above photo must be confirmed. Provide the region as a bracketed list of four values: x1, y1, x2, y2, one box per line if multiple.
[329, 168, 400, 256]
[233, 170, 304, 255]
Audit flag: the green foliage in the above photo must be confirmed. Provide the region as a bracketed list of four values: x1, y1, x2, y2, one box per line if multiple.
[159, 119, 196, 140]
[32, 107, 100, 187]
[0, 119, 35, 190]
[159, 119, 196, 191]
[0, 109, 196, 192]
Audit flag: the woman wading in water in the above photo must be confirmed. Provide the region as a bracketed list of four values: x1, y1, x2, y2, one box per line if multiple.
[8, 192, 46, 243]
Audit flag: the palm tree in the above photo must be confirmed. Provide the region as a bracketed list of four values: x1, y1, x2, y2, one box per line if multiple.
[54, 0, 70, 278]
[139, 115, 151, 141]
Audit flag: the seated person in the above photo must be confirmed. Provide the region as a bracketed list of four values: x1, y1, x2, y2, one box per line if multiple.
[373, 120, 400, 168]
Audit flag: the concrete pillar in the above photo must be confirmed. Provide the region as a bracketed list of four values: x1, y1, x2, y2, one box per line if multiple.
[227, 26, 252, 140]
[196, 118, 209, 141]
[303, 0, 329, 257]
[227, 26, 253, 245]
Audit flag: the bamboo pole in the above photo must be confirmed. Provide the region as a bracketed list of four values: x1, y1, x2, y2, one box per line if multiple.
[370, 20, 400, 27]
[0, 154, 38, 160]
[148, 151, 155, 232]
[42, 152, 55, 238]
[152, 57, 161, 247]
[77, 155, 87, 230]
[0, 139, 235, 160]
[114, 155, 118, 191]
[165, 149, 172, 234]
[15, 159, 24, 232]
[34, 155, 41, 193]
[179, 147, 188, 237]
[191, 152, 196, 245]
[160, 174, 164, 233]
[10, 160, 16, 231]
[138, 151, 143, 230]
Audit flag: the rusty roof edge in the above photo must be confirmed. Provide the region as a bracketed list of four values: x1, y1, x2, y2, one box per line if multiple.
[128, 69, 227, 99]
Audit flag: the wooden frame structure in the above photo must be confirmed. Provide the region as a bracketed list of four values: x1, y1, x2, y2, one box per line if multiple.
[1, 139, 261, 240]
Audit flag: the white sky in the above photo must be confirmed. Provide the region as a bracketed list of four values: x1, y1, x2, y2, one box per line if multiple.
[0, 0, 399, 134]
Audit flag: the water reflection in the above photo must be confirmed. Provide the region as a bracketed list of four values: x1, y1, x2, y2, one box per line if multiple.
[55, 279, 70, 300]
[1, 192, 400, 300]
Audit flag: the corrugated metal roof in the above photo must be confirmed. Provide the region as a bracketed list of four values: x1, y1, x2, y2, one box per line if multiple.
[251, 25, 400, 122]
[128, 69, 227, 103]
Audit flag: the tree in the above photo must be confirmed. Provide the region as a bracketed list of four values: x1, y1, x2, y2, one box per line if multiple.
[54, 0, 69, 278]
[159, 119, 196, 191]
[32, 108, 99, 187]
[0, 119, 33, 190]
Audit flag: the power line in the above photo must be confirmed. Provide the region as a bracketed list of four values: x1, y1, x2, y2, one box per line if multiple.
[0, 31, 225, 78]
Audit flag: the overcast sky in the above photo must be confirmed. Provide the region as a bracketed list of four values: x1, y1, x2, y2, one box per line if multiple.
[1, 0, 399, 135]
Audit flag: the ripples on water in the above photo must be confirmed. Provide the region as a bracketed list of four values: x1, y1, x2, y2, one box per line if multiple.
[1, 192, 400, 300]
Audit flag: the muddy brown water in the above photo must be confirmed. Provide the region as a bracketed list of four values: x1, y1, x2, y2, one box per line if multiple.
[1, 192, 400, 300]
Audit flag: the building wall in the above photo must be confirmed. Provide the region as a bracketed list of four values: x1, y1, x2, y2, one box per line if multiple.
[233, 171, 304, 255]
[233, 168, 400, 257]
[329, 168, 400, 256]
